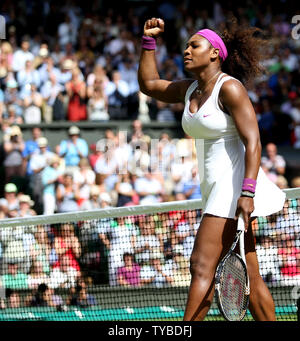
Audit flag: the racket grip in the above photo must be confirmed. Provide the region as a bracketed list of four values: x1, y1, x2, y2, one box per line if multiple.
[237, 214, 245, 232]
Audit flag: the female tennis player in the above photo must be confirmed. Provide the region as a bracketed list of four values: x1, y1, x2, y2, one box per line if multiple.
[138, 18, 286, 321]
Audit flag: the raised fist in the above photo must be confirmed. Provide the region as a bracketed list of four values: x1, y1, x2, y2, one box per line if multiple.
[144, 18, 165, 38]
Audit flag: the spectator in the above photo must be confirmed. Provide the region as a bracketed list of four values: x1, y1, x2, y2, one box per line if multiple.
[134, 215, 163, 265]
[41, 154, 63, 215]
[98, 216, 137, 286]
[56, 173, 80, 213]
[27, 260, 50, 289]
[87, 84, 109, 121]
[134, 169, 163, 205]
[29, 283, 63, 307]
[0, 183, 19, 218]
[79, 185, 102, 211]
[17, 59, 41, 91]
[117, 253, 141, 287]
[140, 250, 173, 288]
[67, 277, 97, 307]
[1, 261, 29, 290]
[106, 70, 130, 119]
[30, 225, 52, 277]
[3, 104, 23, 125]
[261, 142, 286, 181]
[56, 126, 89, 174]
[65, 67, 87, 121]
[22, 127, 43, 177]
[5, 289, 21, 309]
[17, 194, 36, 217]
[30, 137, 56, 213]
[12, 36, 34, 73]
[41, 71, 65, 122]
[166, 244, 191, 287]
[50, 223, 81, 288]
[73, 157, 96, 204]
[3, 125, 25, 184]
[182, 165, 202, 200]
[21, 84, 43, 124]
[115, 173, 139, 207]
[256, 235, 282, 284]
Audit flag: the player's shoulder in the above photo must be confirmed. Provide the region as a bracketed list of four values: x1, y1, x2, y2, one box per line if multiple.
[219, 74, 248, 101]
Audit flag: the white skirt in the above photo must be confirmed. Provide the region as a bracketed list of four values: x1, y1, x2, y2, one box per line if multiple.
[195, 136, 286, 219]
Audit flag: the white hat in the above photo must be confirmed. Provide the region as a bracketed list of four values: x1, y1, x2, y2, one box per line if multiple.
[62, 59, 74, 70]
[100, 192, 111, 203]
[37, 137, 48, 147]
[68, 126, 80, 135]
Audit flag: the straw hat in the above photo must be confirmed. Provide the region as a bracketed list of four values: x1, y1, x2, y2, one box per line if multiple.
[19, 194, 34, 206]
[68, 126, 80, 135]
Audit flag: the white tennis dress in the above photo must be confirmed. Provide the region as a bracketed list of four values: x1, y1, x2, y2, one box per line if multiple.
[181, 73, 286, 219]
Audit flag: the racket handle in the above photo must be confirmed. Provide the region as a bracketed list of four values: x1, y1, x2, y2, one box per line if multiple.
[237, 214, 245, 232]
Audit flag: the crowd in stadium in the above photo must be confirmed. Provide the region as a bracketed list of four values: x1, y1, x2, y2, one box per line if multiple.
[0, 0, 299, 308]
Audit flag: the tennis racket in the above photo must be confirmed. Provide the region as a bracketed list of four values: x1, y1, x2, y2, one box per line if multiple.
[215, 214, 250, 321]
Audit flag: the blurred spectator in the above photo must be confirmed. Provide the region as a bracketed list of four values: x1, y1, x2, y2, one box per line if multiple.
[17, 194, 36, 217]
[115, 173, 139, 207]
[66, 67, 87, 121]
[56, 126, 89, 173]
[27, 260, 50, 289]
[261, 142, 286, 182]
[256, 235, 282, 283]
[3, 125, 25, 184]
[67, 277, 96, 307]
[30, 137, 56, 213]
[12, 36, 34, 73]
[140, 250, 173, 288]
[41, 72, 65, 122]
[134, 169, 163, 205]
[87, 84, 109, 121]
[98, 216, 137, 286]
[182, 165, 202, 200]
[133, 215, 163, 265]
[117, 252, 141, 287]
[17, 59, 41, 91]
[2, 104, 23, 125]
[165, 244, 191, 287]
[50, 223, 81, 288]
[80, 185, 102, 211]
[41, 154, 63, 215]
[56, 173, 80, 213]
[0, 183, 19, 218]
[73, 158, 96, 203]
[21, 84, 43, 124]
[1, 261, 28, 290]
[22, 127, 43, 177]
[106, 70, 129, 119]
[29, 283, 63, 307]
[5, 289, 21, 309]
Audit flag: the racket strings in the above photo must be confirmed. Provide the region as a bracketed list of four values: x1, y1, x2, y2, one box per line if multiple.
[219, 253, 248, 320]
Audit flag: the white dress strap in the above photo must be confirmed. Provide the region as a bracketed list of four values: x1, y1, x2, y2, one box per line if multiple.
[184, 80, 198, 103]
[212, 74, 235, 110]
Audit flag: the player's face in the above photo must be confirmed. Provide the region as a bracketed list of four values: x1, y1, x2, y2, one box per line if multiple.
[183, 35, 214, 72]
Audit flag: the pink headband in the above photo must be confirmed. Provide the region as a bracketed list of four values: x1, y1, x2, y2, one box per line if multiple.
[196, 29, 228, 61]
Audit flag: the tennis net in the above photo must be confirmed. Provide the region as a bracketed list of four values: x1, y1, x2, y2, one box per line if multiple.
[0, 188, 299, 321]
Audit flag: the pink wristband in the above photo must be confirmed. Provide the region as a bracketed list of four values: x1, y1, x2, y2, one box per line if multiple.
[242, 178, 257, 193]
[141, 35, 156, 50]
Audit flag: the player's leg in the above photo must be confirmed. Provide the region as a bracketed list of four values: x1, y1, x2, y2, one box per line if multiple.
[245, 221, 276, 321]
[183, 214, 237, 321]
